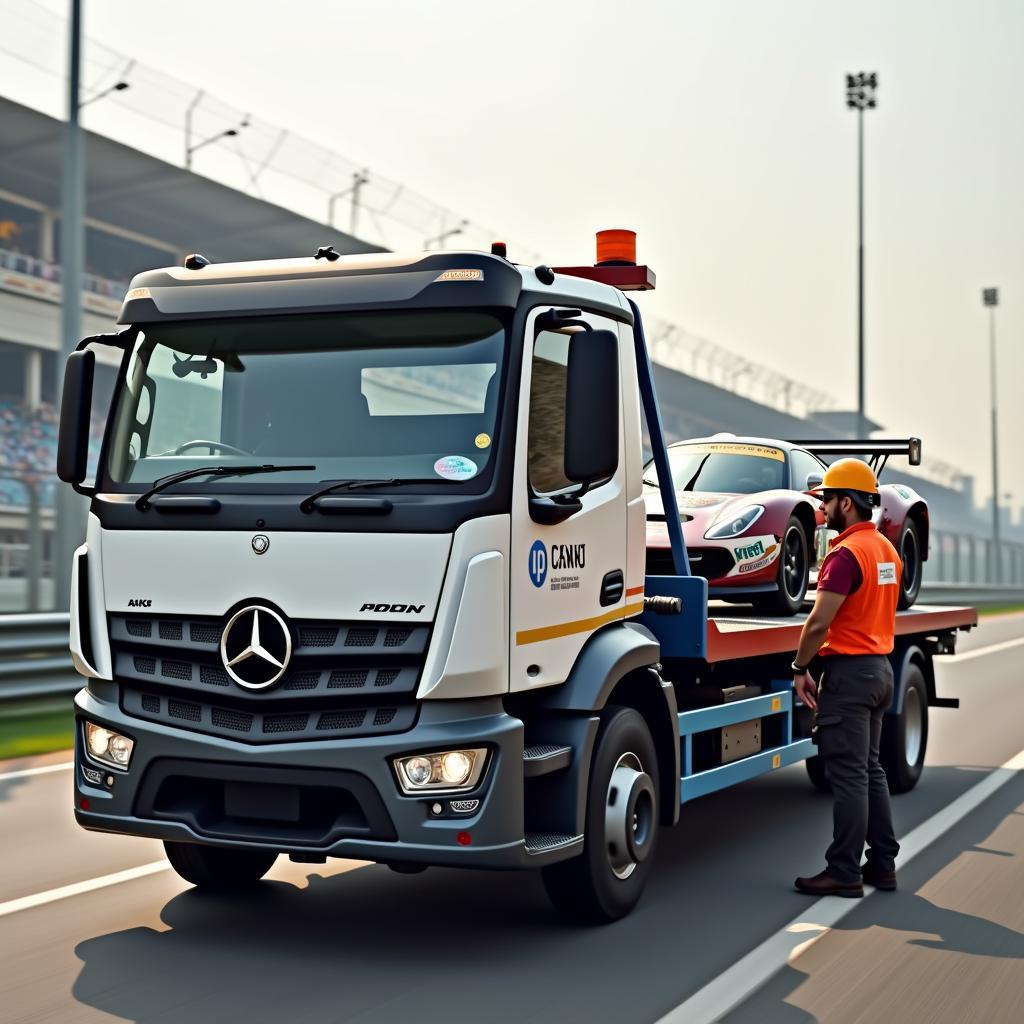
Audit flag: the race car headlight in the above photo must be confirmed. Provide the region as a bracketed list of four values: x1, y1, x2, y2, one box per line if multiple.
[393, 748, 488, 795]
[704, 505, 766, 539]
[84, 721, 135, 770]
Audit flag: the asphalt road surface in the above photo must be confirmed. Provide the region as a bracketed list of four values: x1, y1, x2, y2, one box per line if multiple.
[1, 613, 1022, 1024]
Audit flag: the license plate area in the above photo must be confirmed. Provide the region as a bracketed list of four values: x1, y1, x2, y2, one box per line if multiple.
[721, 720, 761, 763]
[225, 782, 301, 822]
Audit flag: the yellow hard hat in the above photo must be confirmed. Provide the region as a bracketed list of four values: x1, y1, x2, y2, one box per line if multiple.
[812, 458, 880, 506]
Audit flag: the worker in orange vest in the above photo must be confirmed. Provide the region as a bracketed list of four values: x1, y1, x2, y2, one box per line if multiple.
[792, 459, 903, 897]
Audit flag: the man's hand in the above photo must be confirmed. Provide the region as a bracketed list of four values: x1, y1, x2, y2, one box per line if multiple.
[794, 670, 818, 710]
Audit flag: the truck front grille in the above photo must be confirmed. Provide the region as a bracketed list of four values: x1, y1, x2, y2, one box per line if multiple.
[110, 612, 427, 743]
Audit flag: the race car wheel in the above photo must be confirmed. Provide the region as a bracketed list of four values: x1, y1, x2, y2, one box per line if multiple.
[541, 707, 659, 924]
[753, 517, 808, 617]
[897, 519, 922, 609]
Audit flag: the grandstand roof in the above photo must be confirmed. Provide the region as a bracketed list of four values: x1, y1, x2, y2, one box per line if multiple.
[0, 97, 382, 262]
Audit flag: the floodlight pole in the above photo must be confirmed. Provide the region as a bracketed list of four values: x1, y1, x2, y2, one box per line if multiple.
[856, 104, 865, 439]
[983, 288, 1001, 580]
[846, 72, 877, 441]
[55, 0, 86, 612]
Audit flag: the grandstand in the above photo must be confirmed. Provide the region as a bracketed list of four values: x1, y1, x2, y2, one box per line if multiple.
[0, 94, 1017, 609]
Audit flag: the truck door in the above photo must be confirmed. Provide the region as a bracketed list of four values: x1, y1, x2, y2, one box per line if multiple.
[509, 307, 628, 691]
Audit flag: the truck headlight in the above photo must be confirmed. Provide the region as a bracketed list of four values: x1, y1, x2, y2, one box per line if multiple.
[704, 505, 765, 539]
[84, 721, 135, 770]
[393, 748, 487, 795]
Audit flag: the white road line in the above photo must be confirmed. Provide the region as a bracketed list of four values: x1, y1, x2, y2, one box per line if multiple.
[942, 636, 1024, 663]
[655, 746, 1024, 1024]
[0, 762, 73, 782]
[0, 861, 170, 919]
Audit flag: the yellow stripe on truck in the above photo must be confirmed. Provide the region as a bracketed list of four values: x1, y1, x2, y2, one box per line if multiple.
[515, 602, 646, 646]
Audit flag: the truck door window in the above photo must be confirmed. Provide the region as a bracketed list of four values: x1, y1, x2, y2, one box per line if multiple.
[528, 313, 618, 496]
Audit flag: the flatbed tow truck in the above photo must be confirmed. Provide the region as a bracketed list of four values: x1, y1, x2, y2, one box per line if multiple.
[56, 231, 976, 921]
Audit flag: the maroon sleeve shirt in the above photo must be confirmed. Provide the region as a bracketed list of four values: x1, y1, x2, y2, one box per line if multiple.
[818, 547, 863, 596]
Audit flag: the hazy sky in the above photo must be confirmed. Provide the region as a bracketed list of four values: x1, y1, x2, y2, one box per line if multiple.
[10, 0, 1024, 518]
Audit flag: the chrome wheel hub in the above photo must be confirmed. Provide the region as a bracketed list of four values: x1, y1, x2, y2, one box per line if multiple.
[605, 752, 656, 880]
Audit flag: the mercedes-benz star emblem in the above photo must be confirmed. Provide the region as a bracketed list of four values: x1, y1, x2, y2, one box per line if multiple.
[220, 605, 292, 690]
[252, 534, 270, 555]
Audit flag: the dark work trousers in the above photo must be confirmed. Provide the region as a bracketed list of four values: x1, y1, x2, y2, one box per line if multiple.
[813, 654, 901, 883]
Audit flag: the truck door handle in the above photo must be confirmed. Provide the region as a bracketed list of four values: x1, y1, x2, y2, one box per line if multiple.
[600, 570, 624, 606]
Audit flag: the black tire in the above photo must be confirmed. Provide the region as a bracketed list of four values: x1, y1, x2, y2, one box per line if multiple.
[880, 662, 928, 793]
[753, 517, 809, 617]
[163, 840, 277, 890]
[805, 753, 831, 793]
[897, 519, 923, 610]
[541, 707, 659, 924]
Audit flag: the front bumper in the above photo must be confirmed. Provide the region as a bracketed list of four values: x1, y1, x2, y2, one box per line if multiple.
[74, 687, 544, 869]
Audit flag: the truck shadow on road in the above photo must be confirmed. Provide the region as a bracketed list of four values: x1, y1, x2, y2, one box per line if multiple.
[69, 766, 1021, 1024]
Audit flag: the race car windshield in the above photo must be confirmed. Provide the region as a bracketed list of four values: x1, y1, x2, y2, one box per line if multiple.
[654, 443, 787, 494]
[103, 310, 506, 488]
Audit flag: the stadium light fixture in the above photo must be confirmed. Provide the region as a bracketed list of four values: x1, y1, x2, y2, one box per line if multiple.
[424, 220, 469, 250]
[185, 91, 250, 169]
[328, 169, 371, 236]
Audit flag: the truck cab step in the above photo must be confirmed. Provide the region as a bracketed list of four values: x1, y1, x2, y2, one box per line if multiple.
[524, 832, 583, 855]
[523, 744, 572, 777]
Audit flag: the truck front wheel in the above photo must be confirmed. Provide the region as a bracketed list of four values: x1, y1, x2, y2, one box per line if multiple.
[541, 706, 659, 924]
[163, 840, 278, 890]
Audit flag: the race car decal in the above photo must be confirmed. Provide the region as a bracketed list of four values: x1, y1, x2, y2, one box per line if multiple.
[685, 442, 785, 462]
[722, 534, 780, 578]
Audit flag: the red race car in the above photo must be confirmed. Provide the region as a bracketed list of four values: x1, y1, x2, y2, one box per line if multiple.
[644, 435, 929, 615]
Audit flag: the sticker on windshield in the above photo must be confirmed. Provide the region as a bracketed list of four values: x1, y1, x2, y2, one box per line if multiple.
[683, 443, 785, 462]
[434, 455, 478, 481]
[475, 433, 491, 449]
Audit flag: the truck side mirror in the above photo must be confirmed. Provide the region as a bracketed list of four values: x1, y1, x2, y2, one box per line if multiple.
[806, 472, 823, 491]
[57, 349, 96, 485]
[564, 329, 619, 487]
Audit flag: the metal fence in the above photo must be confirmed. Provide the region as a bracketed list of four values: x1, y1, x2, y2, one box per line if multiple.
[927, 529, 1024, 587]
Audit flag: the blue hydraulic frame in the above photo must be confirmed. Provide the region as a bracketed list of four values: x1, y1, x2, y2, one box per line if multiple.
[677, 682, 815, 804]
[628, 298, 689, 577]
[627, 301, 813, 804]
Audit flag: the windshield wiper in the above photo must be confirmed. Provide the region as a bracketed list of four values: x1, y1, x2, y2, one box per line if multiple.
[300, 477, 461, 513]
[136, 464, 316, 511]
[681, 454, 711, 492]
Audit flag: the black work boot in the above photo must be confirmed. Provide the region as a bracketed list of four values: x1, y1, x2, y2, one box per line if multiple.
[794, 869, 864, 898]
[861, 862, 897, 891]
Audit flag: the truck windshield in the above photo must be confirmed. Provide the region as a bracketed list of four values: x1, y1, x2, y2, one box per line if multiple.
[104, 311, 506, 488]
[646, 442, 787, 494]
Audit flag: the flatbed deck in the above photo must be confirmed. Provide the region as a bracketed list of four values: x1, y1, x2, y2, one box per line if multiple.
[639, 573, 977, 662]
[704, 603, 978, 663]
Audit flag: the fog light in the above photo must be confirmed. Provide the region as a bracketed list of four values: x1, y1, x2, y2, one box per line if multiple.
[84, 721, 134, 771]
[393, 748, 487, 795]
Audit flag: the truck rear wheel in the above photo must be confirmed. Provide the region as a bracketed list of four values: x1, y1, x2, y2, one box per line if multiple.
[163, 840, 278, 890]
[880, 664, 928, 793]
[541, 706, 659, 924]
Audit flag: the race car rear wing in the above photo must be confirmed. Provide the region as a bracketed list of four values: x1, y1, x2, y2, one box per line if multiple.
[787, 437, 922, 477]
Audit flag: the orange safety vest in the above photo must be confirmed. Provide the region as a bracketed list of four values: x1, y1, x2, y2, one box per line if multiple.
[819, 521, 902, 657]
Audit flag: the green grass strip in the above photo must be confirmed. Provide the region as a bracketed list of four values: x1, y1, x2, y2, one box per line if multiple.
[0, 699, 75, 760]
